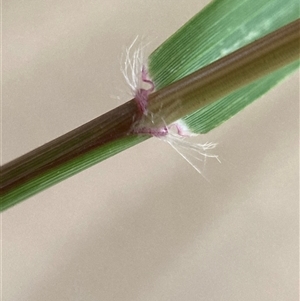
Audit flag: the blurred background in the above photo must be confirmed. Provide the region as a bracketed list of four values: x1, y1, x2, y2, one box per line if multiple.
[2, 1, 299, 300]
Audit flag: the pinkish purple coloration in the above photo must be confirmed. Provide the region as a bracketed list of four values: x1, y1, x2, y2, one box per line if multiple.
[134, 66, 155, 115]
[132, 66, 168, 137]
[120, 39, 219, 175]
[171, 123, 190, 137]
[132, 65, 189, 138]
[129, 64, 218, 176]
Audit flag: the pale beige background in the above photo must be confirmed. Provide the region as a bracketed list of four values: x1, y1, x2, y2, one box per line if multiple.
[2, 1, 299, 300]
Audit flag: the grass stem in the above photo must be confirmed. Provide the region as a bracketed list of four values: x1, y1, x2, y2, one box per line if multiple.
[1, 20, 299, 210]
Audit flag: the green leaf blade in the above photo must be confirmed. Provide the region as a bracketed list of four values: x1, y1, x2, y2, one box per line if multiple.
[149, 0, 299, 133]
[149, 0, 299, 88]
